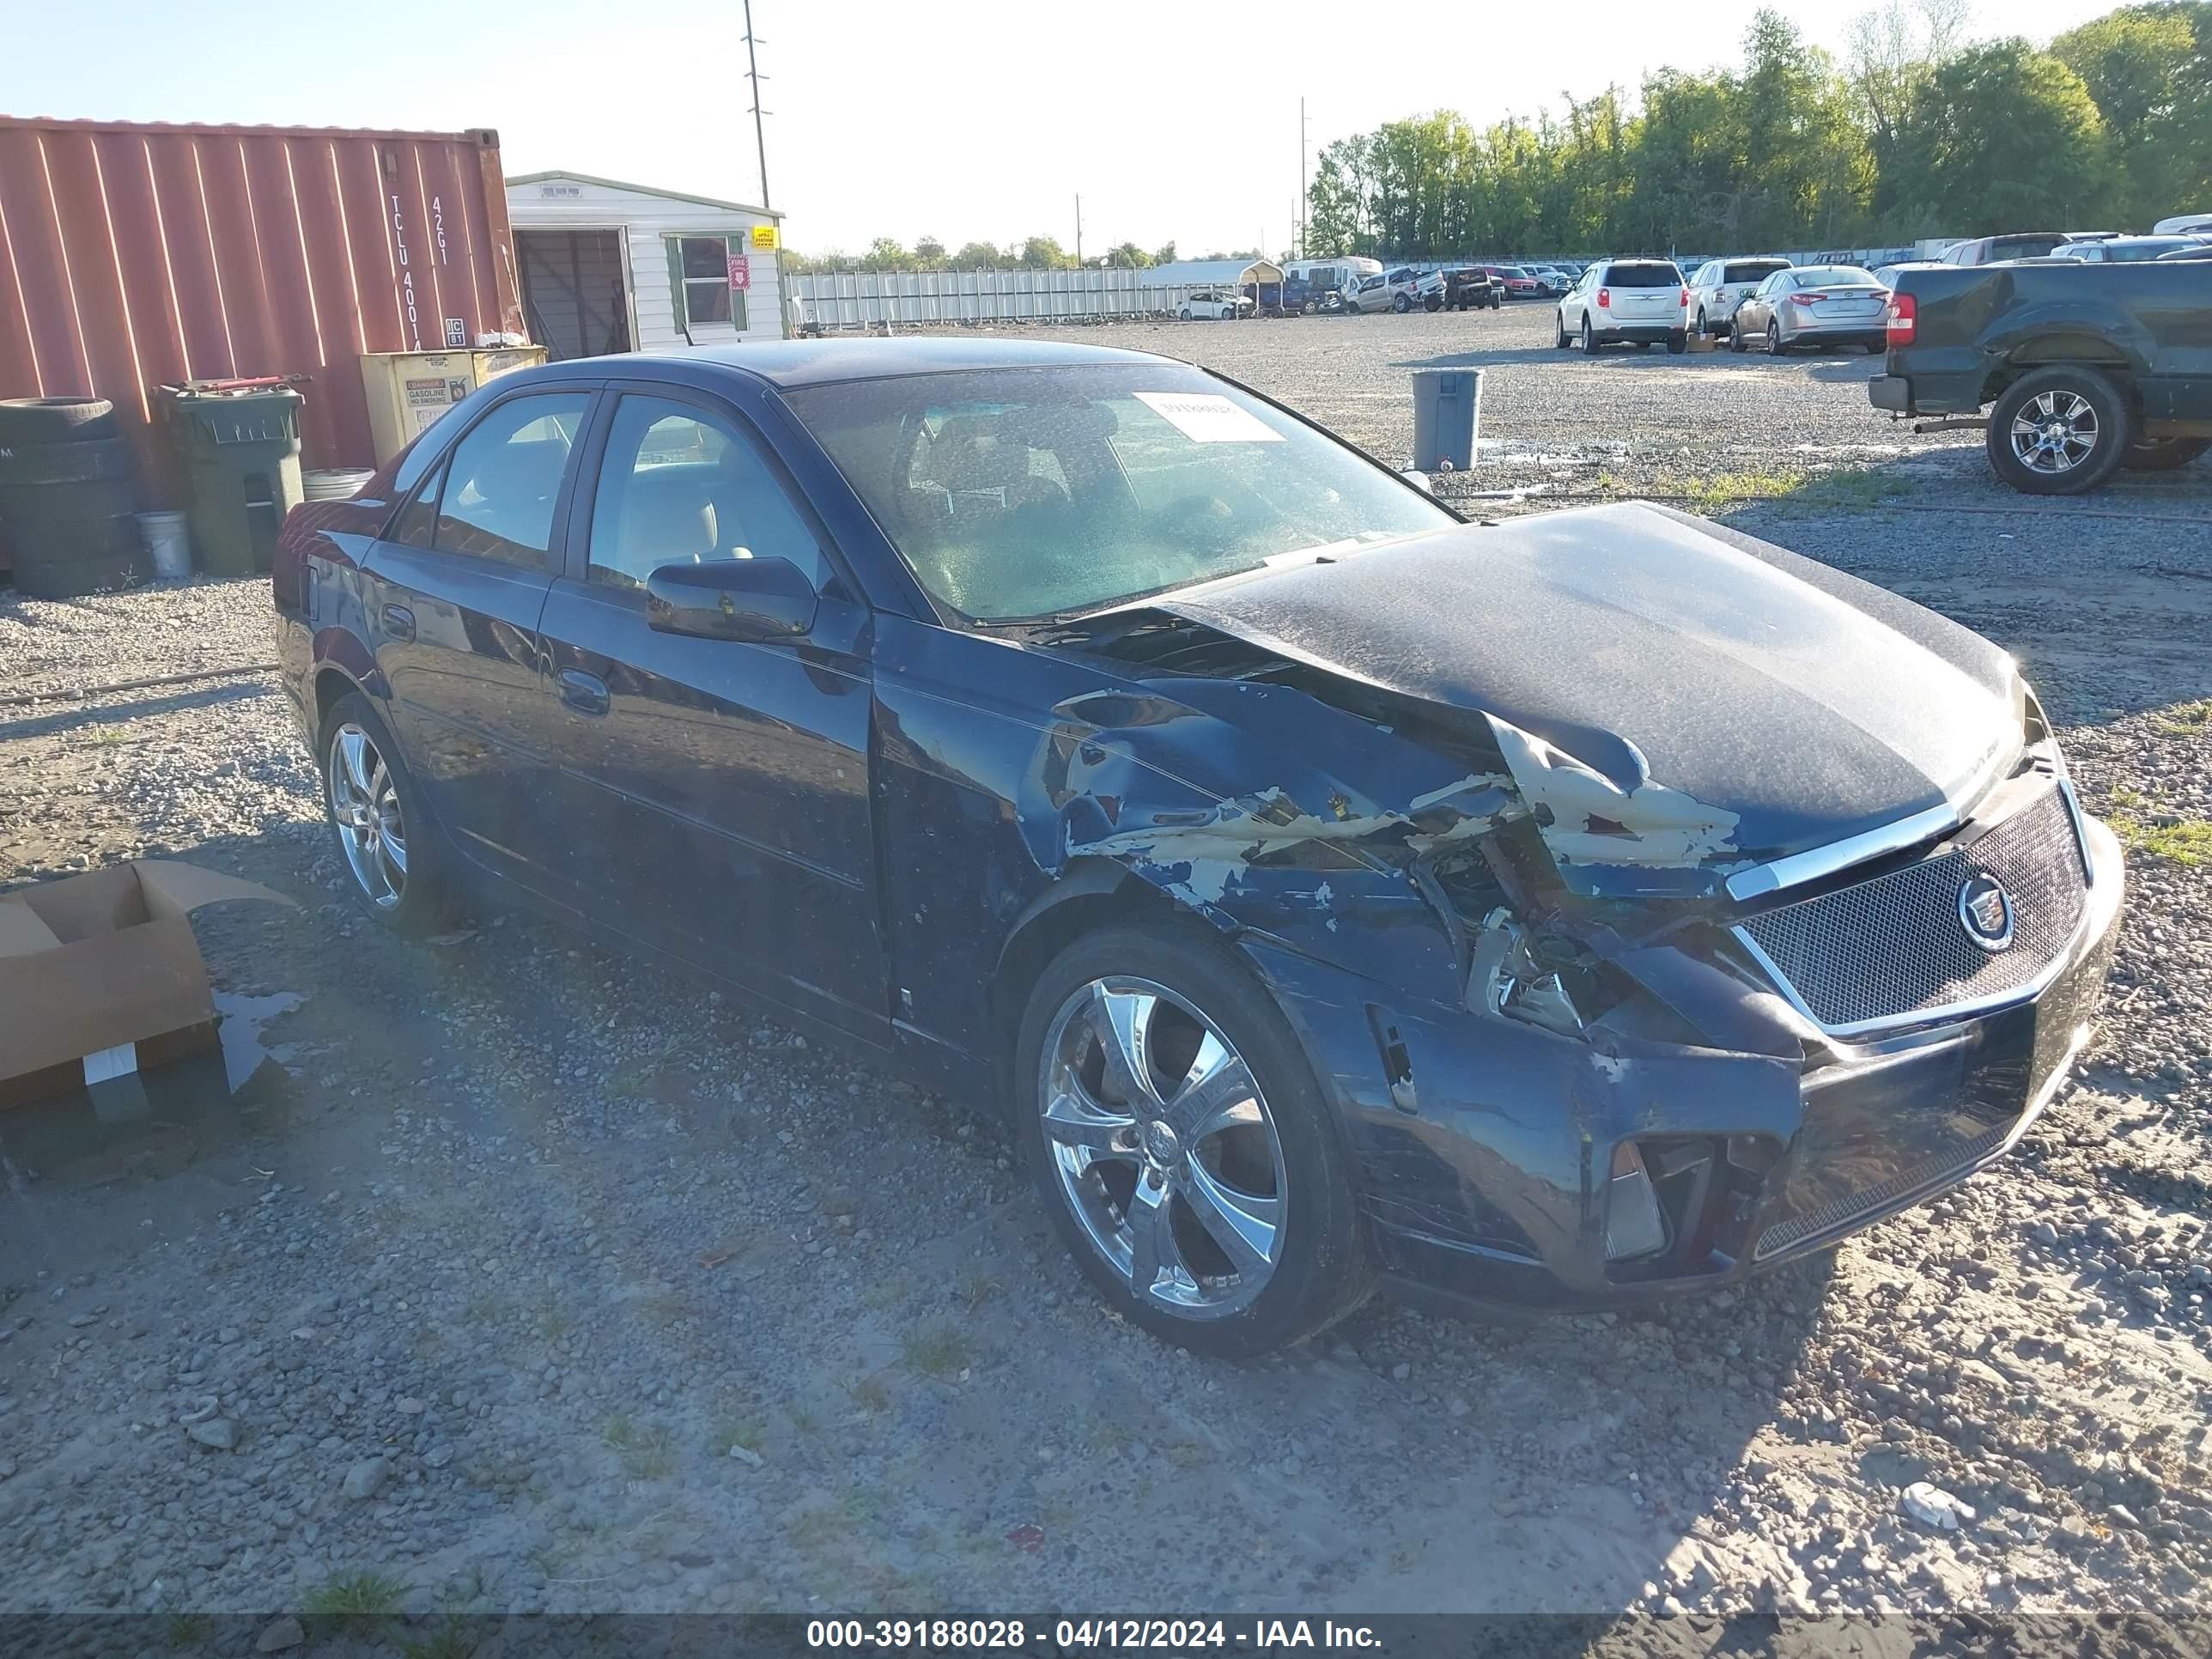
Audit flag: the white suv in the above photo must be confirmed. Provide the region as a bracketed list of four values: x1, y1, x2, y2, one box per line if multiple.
[1686, 257, 1791, 337]
[1555, 259, 1690, 353]
[1178, 289, 1249, 321]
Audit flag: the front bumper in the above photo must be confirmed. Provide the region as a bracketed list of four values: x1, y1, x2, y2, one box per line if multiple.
[1248, 812, 2124, 1314]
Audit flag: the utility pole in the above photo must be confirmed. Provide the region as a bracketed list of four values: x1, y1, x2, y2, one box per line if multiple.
[740, 0, 785, 337]
[1298, 97, 1308, 259]
[1075, 193, 1083, 265]
[741, 0, 771, 210]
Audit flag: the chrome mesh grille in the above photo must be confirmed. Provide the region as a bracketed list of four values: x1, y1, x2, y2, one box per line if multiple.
[1739, 787, 2086, 1032]
[1754, 1121, 2011, 1260]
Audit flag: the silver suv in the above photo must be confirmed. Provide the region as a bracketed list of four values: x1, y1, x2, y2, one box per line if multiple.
[1686, 257, 1791, 337]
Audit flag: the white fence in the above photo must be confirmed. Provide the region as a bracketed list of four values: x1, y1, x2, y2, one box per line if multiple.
[792, 269, 1202, 327]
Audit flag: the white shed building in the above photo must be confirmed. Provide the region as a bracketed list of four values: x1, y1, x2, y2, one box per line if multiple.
[504, 171, 786, 359]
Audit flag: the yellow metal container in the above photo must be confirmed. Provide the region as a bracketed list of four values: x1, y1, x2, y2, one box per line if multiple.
[357, 346, 549, 464]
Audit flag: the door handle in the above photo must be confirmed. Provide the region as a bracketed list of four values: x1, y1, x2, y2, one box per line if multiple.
[557, 668, 610, 717]
[380, 603, 416, 642]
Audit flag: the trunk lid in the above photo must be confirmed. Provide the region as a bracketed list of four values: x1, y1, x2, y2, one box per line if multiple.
[1156, 502, 2021, 898]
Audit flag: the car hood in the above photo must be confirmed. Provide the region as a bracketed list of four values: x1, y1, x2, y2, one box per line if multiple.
[1155, 501, 2022, 897]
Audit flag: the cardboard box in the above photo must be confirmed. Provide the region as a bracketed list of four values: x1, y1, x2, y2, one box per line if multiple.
[0, 860, 290, 1112]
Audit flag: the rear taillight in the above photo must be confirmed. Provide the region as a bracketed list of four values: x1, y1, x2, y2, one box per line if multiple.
[1887, 291, 1917, 345]
[1680, 287, 1690, 307]
[1790, 292, 1823, 306]
[1597, 286, 1611, 308]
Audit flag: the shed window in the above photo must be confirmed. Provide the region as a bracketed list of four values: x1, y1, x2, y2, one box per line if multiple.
[672, 236, 747, 332]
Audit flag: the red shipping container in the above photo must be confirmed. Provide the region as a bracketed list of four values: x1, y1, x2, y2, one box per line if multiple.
[0, 116, 527, 561]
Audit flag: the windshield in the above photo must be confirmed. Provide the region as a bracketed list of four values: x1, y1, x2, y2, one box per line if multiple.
[2106, 239, 2197, 261]
[1792, 266, 1880, 287]
[786, 364, 1457, 622]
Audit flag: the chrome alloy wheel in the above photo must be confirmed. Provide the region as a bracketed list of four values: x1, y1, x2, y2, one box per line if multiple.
[2010, 390, 2100, 475]
[1037, 977, 1287, 1321]
[327, 721, 408, 908]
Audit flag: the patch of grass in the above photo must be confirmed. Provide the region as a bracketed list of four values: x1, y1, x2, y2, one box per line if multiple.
[1167, 1441, 1209, 1469]
[899, 1324, 973, 1380]
[599, 1412, 637, 1449]
[1085, 1413, 1133, 1456]
[1680, 467, 1808, 510]
[787, 1402, 822, 1434]
[304, 1568, 408, 1619]
[2158, 699, 2212, 736]
[1803, 467, 1911, 507]
[850, 1372, 891, 1413]
[90, 726, 129, 747]
[163, 1611, 211, 1649]
[957, 1269, 1003, 1313]
[619, 1425, 678, 1480]
[2111, 815, 2212, 866]
[464, 1291, 503, 1325]
[534, 1296, 575, 1342]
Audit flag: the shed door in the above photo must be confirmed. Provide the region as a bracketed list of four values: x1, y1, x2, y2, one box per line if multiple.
[515, 230, 631, 361]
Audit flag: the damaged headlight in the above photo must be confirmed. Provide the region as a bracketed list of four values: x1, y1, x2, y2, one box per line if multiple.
[1467, 908, 1606, 1036]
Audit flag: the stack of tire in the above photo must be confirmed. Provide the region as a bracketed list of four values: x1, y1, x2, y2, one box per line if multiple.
[0, 397, 149, 599]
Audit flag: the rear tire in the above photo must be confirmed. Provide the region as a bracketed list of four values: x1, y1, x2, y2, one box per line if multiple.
[1014, 920, 1372, 1358]
[319, 691, 454, 936]
[1582, 318, 1597, 353]
[2120, 436, 2209, 471]
[1667, 331, 1686, 355]
[1985, 367, 2131, 496]
[1393, 294, 1412, 313]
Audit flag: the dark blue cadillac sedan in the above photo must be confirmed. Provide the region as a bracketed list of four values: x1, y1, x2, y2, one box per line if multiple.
[275, 338, 2122, 1356]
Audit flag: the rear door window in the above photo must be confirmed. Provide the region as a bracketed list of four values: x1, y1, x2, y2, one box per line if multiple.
[434, 393, 591, 568]
[1723, 261, 1787, 283]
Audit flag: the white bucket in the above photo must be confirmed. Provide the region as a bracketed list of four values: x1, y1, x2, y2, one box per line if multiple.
[137, 511, 191, 580]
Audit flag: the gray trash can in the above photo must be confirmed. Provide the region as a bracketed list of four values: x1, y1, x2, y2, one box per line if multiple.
[1411, 368, 1481, 472]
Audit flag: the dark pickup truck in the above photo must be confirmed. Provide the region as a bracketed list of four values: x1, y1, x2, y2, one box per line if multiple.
[1870, 261, 2212, 494]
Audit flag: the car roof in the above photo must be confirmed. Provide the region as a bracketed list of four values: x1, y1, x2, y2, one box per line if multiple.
[568, 336, 1176, 391]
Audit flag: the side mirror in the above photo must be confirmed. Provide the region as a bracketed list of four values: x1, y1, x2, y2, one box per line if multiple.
[647, 556, 817, 642]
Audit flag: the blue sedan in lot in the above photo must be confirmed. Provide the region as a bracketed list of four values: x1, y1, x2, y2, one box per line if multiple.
[275, 338, 2121, 1356]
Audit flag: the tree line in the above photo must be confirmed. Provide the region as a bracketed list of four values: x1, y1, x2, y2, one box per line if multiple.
[1303, 0, 2209, 258]
[783, 237, 1267, 276]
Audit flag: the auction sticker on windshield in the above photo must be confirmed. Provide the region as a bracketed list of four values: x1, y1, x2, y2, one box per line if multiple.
[1133, 391, 1285, 443]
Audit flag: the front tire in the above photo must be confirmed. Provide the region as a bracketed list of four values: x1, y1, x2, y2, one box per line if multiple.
[1178, 307, 1192, 321]
[1555, 311, 1571, 349]
[1695, 307, 1708, 336]
[1987, 367, 2132, 495]
[1014, 921, 1371, 1358]
[1766, 320, 1782, 354]
[2121, 435, 2209, 471]
[319, 692, 452, 935]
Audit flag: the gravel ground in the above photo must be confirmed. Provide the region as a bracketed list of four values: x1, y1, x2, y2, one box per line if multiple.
[2, 303, 2209, 1650]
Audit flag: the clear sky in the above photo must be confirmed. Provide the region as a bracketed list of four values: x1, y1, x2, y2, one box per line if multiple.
[0, 0, 2123, 258]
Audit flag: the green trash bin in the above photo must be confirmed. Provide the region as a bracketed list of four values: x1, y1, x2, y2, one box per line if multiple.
[159, 385, 305, 577]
